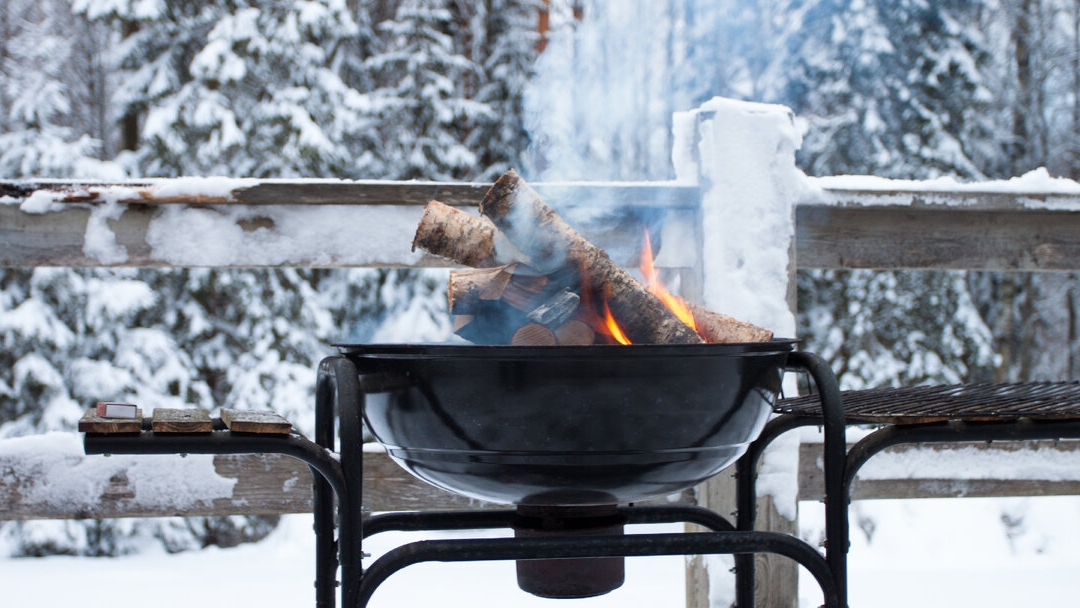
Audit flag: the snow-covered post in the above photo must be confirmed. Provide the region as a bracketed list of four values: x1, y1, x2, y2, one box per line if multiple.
[672, 98, 804, 608]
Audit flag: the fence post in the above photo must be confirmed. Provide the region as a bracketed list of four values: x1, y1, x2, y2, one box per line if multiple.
[672, 97, 803, 608]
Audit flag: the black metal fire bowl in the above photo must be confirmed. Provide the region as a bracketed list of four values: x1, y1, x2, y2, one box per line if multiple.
[338, 340, 796, 506]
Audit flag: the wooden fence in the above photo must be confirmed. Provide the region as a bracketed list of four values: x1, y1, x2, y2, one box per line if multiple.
[3, 99, 1080, 608]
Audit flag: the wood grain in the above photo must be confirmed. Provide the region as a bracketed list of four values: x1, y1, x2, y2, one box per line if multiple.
[4, 441, 1080, 521]
[151, 408, 212, 433]
[797, 204, 1080, 271]
[220, 409, 292, 434]
[78, 408, 143, 434]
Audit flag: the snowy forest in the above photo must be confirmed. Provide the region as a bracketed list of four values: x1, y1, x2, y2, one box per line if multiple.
[2, 0, 1080, 557]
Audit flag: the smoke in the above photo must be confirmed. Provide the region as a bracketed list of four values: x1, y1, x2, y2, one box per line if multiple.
[523, 0, 684, 183]
[521, 0, 791, 184]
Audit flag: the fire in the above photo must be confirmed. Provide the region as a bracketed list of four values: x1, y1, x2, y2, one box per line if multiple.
[601, 299, 632, 345]
[588, 229, 698, 345]
[639, 231, 697, 331]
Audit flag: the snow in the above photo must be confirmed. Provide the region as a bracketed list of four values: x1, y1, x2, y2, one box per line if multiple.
[670, 97, 808, 607]
[143, 204, 423, 267]
[810, 167, 1080, 210]
[0, 433, 236, 511]
[5, 500, 1080, 607]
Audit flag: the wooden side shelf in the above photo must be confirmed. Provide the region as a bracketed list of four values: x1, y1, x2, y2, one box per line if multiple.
[78, 407, 293, 435]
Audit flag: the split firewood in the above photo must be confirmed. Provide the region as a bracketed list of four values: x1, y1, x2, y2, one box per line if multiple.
[412, 200, 499, 267]
[511, 323, 558, 346]
[412, 200, 531, 267]
[479, 170, 704, 345]
[411, 177, 772, 345]
[448, 264, 550, 314]
[526, 288, 580, 327]
[553, 319, 596, 346]
[447, 266, 516, 314]
[688, 304, 773, 343]
[451, 299, 527, 345]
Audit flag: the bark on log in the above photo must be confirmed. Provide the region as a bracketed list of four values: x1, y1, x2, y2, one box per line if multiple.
[689, 303, 774, 343]
[480, 170, 704, 345]
[412, 200, 499, 267]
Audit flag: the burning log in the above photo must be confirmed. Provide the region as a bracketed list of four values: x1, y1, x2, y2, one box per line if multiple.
[411, 171, 773, 346]
[479, 170, 703, 345]
[689, 304, 773, 343]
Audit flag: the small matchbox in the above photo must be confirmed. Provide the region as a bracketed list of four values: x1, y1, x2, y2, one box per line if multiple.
[95, 402, 139, 419]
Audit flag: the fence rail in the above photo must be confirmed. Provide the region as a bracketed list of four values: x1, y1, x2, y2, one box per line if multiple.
[5, 179, 1078, 271]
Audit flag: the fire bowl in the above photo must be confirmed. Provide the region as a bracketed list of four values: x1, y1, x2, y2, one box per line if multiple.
[338, 340, 796, 506]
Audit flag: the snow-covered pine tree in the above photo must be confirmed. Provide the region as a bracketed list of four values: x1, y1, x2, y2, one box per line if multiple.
[366, 0, 487, 180]
[467, 0, 539, 180]
[110, 0, 377, 177]
[783, 0, 1000, 387]
[963, 0, 1080, 384]
[787, 0, 996, 179]
[0, 0, 123, 178]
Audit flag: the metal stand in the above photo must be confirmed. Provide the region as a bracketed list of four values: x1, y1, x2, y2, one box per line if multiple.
[84, 351, 852, 608]
[735, 350, 848, 608]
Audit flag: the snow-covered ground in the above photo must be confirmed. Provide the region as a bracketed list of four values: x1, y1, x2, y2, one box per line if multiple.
[5, 496, 1080, 607]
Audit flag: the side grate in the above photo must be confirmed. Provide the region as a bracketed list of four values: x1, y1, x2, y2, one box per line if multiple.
[776, 381, 1080, 424]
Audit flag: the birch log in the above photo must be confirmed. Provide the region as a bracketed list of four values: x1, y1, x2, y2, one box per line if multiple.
[479, 170, 704, 345]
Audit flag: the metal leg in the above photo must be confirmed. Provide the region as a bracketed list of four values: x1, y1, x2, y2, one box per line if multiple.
[316, 356, 365, 608]
[314, 357, 342, 608]
[735, 351, 848, 608]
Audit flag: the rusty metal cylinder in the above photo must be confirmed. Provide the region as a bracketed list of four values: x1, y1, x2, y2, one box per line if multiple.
[512, 504, 627, 599]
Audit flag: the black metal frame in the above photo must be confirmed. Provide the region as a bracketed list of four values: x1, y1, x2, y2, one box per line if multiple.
[84, 350, 851, 608]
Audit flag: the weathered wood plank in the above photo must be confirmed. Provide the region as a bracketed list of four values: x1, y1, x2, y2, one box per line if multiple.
[816, 187, 1080, 212]
[0, 448, 492, 521]
[0, 179, 698, 208]
[151, 409, 213, 434]
[220, 409, 292, 434]
[7, 189, 1080, 271]
[1, 181, 698, 269]
[796, 204, 1080, 271]
[5, 438, 1080, 520]
[78, 409, 143, 434]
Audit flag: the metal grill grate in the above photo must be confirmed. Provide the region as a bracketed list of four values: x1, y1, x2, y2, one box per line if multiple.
[776, 381, 1080, 424]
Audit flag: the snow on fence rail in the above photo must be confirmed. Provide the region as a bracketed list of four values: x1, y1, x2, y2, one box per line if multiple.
[5, 175, 1080, 271]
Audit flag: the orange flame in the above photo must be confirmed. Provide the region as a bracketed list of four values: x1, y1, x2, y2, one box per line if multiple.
[601, 299, 632, 345]
[640, 230, 696, 331]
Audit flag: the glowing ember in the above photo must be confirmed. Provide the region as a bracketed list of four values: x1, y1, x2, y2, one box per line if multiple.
[639, 231, 696, 331]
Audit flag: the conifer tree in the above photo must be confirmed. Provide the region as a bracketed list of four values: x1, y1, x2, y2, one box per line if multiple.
[0, 0, 121, 178]
[468, 0, 538, 179]
[366, 0, 487, 179]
